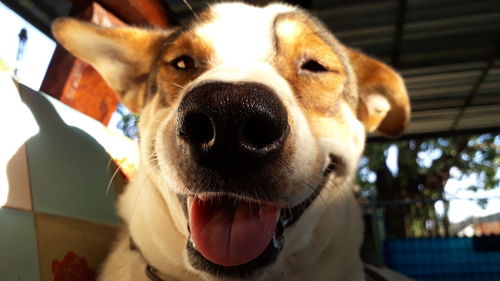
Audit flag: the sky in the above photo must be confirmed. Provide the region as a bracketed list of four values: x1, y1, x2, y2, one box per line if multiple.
[443, 168, 500, 223]
[1, 2, 498, 225]
[386, 144, 500, 223]
[0, 2, 56, 90]
[0, 2, 126, 136]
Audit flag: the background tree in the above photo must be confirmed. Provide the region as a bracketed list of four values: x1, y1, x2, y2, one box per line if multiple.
[115, 104, 138, 139]
[358, 134, 500, 238]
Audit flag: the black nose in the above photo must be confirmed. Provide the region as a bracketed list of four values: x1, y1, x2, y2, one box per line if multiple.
[177, 81, 289, 177]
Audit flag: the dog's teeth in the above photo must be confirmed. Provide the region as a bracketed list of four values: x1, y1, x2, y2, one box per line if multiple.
[189, 236, 196, 248]
[187, 196, 194, 212]
[198, 193, 212, 201]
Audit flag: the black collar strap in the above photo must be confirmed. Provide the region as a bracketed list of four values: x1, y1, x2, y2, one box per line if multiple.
[129, 154, 344, 281]
[145, 264, 165, 281]
[364, 265, 389, 281]
[131, 238, 386, 281]
[278, 154, 338, 230]
[130, 238, 168, 281]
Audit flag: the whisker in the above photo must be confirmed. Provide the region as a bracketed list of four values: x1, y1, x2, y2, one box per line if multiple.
[107, 158, 114, 170]
[180, 0, 200, 21]
[143, 149, 162, 172]
[106, 164, 122, 195]
[172, 82, 186, 89]
[324, 161, 346, 175]
[305, 182, 321, 196]
[130, 174, 151, 223]
[308, 182, 328, 207]
[287, 206, 293, 219]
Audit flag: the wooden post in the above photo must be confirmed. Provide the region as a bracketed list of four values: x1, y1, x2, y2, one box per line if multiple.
[96, 0, 173, 28]
[40, 0, 173, 124]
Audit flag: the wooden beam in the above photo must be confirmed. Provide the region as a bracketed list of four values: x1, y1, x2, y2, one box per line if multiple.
[41, 2, 124, 125]
[450, 40, 500, 131]
[391, 0, 407, 69]
[94, 0, 173, 27]
[41, 0, 175, 125]
[368, 126, 500, 143]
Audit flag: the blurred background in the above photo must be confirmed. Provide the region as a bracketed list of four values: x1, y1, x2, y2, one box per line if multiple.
[0, 0, 499, 280]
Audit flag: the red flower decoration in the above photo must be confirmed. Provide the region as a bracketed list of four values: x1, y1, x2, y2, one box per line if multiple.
[52, 252, 96, 281]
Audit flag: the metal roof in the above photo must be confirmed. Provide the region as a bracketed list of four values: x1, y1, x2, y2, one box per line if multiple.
[3, 0, 500, 140]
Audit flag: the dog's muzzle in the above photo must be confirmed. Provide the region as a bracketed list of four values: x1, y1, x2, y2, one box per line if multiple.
[171, 81, 332, 278]
[177, 81, 289, 179]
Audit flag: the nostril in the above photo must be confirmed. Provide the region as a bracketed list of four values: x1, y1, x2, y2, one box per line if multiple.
[242, 114, 285, 149]
[180, 112, 214, 144]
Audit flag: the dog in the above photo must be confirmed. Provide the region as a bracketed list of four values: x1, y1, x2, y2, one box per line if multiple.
[52, 2, 411, 281]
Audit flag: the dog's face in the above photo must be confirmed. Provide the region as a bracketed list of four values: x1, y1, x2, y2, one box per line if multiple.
[53, 2, 409, 280]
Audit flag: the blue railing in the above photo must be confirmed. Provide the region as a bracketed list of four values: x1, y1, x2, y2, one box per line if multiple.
[384, 236, 500, 281]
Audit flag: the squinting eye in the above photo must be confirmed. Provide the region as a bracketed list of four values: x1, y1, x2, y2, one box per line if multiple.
[301, 59, 328, 72]
[171, 55, 196, 70]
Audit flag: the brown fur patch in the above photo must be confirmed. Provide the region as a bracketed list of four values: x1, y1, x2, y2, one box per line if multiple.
[155, 31, 214, 106]
[348, 49, 410, 137]
[273, 12, 347, 116]
[52, 18, 172, 113]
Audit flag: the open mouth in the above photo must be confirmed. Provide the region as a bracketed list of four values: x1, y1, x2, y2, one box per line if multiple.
[188, 195, 281, 267]
[184, 154, 340, 278]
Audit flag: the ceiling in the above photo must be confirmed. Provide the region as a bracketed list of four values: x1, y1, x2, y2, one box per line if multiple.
[3, 0, 500, 141]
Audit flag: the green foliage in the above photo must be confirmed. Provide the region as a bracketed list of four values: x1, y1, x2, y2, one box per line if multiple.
[359, 134, 500, 237]
[115, 104, 139, 139]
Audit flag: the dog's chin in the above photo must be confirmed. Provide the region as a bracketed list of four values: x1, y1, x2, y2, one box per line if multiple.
[179, 155, 339, 279]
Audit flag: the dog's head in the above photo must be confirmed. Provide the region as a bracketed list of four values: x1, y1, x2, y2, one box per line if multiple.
[53, 2, 409, 279]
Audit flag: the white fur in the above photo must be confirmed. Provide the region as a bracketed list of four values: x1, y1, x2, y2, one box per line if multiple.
[196, 3, 295, 69]
[363, 93, 391, 132]
[52, 3, 412, 281]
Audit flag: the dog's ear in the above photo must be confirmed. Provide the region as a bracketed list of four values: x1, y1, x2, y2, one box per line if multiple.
[347, 49, 410, 137]
[52, 18, 172, 113]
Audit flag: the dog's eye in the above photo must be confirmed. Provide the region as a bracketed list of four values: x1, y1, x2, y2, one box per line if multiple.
[301, 59, 328, 73]
[171, 55, 196, 70]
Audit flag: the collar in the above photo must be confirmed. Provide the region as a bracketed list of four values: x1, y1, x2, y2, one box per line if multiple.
[131, 239, 386, 281]
[128, 154, 349, 281]
[364, 265, 389, 281]
[129, 238, 169, 281]
[145, 264, 165, 281]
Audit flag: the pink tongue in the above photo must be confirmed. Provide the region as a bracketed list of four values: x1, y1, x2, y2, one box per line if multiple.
[190, 197, 280, 267]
